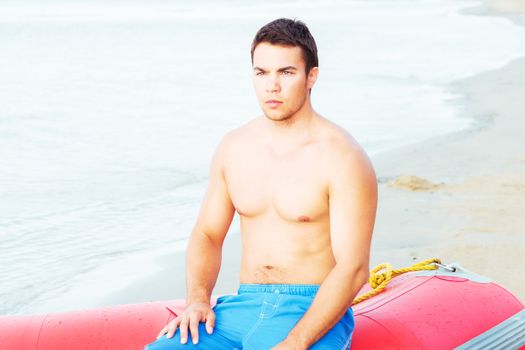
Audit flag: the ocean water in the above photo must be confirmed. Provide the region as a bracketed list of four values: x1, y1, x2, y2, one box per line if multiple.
[1, 0, 524, 315]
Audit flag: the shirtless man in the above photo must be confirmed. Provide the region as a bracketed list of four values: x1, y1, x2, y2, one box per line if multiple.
[145, 18, 377, 349]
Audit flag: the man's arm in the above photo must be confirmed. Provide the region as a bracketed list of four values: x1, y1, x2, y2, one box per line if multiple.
[275, 141, 377, 349]
[186, 136, 236, 305]
[159, 135, 236, 344]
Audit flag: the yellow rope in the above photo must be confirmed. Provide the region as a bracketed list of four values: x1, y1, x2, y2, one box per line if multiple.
[352, 258, 442, 305]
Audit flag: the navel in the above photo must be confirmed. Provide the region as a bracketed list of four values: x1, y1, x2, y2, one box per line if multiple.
[263, 265, 274, 270]
[298, 215, 311, 222]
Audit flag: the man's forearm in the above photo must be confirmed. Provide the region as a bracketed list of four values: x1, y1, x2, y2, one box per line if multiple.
[185, 231, 223, 304]
[285, 263, 369, 348]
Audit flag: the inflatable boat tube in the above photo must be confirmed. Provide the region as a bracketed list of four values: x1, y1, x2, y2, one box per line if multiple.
[1, 263, 524, 350]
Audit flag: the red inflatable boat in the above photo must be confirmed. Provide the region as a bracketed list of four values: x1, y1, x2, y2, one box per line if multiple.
[1, 261, 524, 350]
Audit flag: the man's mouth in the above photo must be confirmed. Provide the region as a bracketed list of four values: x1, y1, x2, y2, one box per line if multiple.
[265, 99, 283, 108]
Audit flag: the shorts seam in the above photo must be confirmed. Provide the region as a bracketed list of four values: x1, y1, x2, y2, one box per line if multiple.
[260, 293, 282, 319]
[242, 317, 263, 345]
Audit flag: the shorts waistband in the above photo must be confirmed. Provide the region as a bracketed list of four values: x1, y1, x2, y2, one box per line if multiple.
[238, 283, 320, 296]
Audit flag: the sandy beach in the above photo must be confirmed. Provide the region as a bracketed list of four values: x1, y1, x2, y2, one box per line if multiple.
[103, 1, 525, 307]
[367, 0, 525, 302]
[371, 54, 525, 301]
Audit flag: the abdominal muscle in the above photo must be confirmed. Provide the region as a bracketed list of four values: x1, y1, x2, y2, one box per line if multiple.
[238, 217, 336, 285]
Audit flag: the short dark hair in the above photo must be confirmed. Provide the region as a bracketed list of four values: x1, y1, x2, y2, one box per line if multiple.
[251, 18, 319, 74]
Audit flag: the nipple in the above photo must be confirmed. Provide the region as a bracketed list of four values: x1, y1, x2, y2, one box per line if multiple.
[298, 216, 311, 222]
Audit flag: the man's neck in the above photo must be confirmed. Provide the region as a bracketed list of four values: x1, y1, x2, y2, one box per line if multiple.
[263, 102, 320, 155]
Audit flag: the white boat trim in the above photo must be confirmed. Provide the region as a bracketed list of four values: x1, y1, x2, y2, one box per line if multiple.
[415, 262, 493, 283]
[454, 309, 525, 350]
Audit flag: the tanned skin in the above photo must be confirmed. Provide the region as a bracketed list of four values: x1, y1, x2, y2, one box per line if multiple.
[156, 42, 377, 349]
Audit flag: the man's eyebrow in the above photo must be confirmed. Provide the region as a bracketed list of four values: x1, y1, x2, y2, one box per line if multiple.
[253, 66, 298, 72]
[278, 66, 298, 72]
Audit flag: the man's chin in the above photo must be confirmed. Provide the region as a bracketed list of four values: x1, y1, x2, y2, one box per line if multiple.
[264, 112, 292, 122]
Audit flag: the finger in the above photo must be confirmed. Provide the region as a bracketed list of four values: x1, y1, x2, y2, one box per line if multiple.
[206, 311, 215, 334]
[166, 318, 180, 339]
[179, 316, 189, 344]
[156, 326, 168, 340]
[189, 314, 200, 344]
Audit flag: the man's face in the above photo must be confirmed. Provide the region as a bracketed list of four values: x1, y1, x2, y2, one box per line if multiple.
[252, 42, 317, 122]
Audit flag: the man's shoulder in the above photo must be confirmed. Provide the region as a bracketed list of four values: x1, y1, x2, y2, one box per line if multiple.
[317, 118, 375, 177]
[219, 117, 262, 147]
[214, 117, 262, 158]
[318, 118, 363, 158]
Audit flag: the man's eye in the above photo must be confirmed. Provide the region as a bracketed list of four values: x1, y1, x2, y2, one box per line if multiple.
[282, 71, 293, 75]
[256, 71, 266, 76]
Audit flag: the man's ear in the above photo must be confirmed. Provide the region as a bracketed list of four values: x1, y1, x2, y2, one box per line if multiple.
[307, 67, 319, 89]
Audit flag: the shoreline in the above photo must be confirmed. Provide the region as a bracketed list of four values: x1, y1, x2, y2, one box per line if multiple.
[102, 0, 525, 307]
[368, 0, 525, 300]
[20, 0, 525, 314]
[103, 65, 525, 309]
[371, 55, 525, 300]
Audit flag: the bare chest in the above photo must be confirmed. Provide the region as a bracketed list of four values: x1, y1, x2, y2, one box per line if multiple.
[225, 144, 328, 222]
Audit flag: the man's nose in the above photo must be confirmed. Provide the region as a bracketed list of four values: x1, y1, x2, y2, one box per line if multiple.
[265, 74, 281, 93]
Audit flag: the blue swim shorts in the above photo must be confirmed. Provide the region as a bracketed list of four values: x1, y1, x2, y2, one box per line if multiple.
[145, 284, 354, 349]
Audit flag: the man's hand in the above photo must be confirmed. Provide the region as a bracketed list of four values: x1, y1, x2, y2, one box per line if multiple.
[156, 302, 215, 345]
